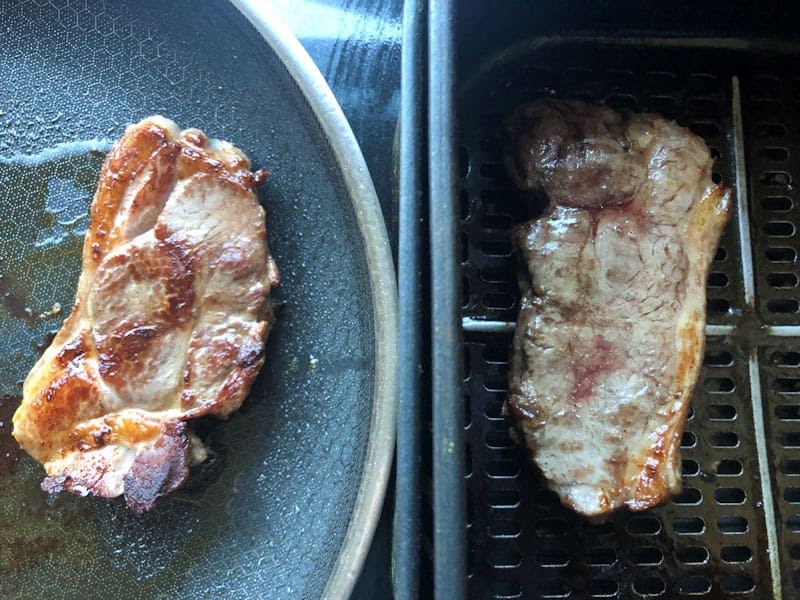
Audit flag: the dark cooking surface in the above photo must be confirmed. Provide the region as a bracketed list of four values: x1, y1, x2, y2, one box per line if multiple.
[0, 0, 399, 598]
[268, 2, 403, 597]
[268, 3, 403, 597]
[457, 41, 800, 599]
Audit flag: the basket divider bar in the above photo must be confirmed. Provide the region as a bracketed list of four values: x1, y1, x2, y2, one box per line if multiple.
[733, 74, 783, 600]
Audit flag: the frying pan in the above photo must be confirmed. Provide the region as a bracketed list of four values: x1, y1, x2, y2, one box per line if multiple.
[0, 1, 397, 598]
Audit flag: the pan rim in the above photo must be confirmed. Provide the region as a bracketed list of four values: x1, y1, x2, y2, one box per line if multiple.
[229, 1, 398, 598]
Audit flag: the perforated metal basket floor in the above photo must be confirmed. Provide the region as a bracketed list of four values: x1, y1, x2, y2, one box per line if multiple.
[456, 40, 800, 599]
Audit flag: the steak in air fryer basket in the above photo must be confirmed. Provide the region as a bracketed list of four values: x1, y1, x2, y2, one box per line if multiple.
[502, 98, 731, 516]
[456, 40, 796, 599]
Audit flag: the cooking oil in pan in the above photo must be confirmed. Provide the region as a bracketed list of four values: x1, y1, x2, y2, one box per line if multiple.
[0, 392, 98, 585]
[0, 140, 109, 396]
[0, 143, 107, 588]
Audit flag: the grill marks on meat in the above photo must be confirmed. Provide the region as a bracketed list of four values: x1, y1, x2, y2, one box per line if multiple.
[503, 100, 731, 516]
[13, 116, 279, 512]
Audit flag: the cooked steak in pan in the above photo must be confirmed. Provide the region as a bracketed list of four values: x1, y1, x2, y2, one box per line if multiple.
[13, 116, 279, 512]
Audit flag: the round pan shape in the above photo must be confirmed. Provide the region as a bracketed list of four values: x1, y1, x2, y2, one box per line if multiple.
[0, 1, 396, 598]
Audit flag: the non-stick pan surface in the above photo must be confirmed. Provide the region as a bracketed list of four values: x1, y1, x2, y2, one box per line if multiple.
[0, 1, 397, 598]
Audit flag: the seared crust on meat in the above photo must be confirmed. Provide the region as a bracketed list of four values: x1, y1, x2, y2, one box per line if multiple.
[13, 116, 279, 511]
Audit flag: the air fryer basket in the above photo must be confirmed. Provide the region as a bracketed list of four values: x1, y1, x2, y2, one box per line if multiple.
[454, 40, 800, 599]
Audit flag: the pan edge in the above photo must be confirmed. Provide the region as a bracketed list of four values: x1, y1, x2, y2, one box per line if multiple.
[227, 2, 399, 598]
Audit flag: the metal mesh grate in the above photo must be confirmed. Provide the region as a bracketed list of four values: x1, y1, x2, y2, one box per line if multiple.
[760, 342, 800, 594]
[456, 41, 800, 599]
[464, 334, 766, 599]
[742, 72, 800, 324]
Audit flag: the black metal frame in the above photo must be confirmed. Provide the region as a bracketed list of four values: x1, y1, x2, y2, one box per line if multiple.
[394, 1, 470, 598]
[393, 0, 428, 598]
[428, 0, 469, 598]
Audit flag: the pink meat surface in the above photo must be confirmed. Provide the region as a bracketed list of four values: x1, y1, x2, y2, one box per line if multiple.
[503, 99, 731, 515]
